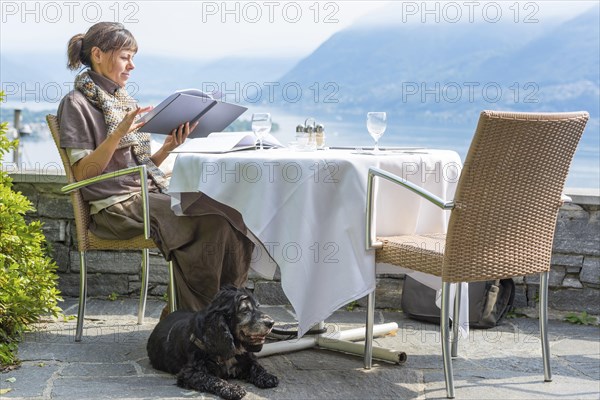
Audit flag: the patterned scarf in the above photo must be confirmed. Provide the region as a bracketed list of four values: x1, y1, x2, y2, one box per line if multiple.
[74, 70, 169, 191]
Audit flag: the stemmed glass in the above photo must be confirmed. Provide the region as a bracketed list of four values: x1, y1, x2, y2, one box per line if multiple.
[367, 112, 387, 152]
[251, 113, 272, 150]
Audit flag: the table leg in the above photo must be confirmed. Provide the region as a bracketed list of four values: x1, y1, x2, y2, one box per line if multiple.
[257, 322, 405, 365]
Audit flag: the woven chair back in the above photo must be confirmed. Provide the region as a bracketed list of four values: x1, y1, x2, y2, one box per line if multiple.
[47, 114, 93, 252]
[46, 114, 155, 252]
[443, 111, 589, 282]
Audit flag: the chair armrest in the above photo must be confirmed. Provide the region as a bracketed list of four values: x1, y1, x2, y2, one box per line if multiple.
[61, 165, 151, 240]
[365, 167, 454, 250]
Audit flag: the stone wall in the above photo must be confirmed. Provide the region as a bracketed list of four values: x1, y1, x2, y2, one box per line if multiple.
[537, 193, 600, 314]
[9, 172, 600, 314]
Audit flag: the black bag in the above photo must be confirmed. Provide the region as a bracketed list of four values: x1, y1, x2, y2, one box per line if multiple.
[401, 276, 515, 329]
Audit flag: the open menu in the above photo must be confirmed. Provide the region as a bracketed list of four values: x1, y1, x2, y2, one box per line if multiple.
[139, 89, 247, 138]
[170, 131, 283, 153]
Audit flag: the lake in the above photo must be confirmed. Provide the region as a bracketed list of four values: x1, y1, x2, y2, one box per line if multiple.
[2, 105, 598, 190]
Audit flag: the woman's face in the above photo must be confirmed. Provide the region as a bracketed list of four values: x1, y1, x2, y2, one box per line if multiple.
[92, 48, 136, 87]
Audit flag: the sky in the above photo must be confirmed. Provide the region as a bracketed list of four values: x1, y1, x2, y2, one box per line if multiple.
[1, 0, 597, 61]
[1, 0, 391, 60]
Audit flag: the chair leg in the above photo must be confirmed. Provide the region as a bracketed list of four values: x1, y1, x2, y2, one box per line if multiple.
[441, 282, 455, 399]
[137, 249, 150, 325]
[451, 282, 462, 358]
[364, 291, 375, 369]
[75, 251, 87, 342]
[540, 271, 552, 382]
[167, 261, 177, 312]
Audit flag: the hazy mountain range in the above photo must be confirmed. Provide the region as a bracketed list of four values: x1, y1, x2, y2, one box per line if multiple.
[0, 53, 298, 104]
[274, 4, 599, 129]
[1, 4, 598, 138]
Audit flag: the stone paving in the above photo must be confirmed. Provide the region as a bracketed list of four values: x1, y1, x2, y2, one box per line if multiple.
[1, 298, 599, 400]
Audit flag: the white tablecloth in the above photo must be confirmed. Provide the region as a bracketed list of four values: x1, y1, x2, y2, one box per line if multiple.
[168, 148, 462, 336]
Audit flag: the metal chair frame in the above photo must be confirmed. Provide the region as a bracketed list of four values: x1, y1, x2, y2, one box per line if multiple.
[46, 115, 177, 342]
[363, 110, 588, 398]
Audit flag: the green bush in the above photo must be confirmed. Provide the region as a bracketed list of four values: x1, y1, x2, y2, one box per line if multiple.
[0, 91, 62, 368]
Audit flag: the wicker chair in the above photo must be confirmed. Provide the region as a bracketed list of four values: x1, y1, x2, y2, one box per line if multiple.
[364, 111, 589, 398]
[46, 115, 177, 342]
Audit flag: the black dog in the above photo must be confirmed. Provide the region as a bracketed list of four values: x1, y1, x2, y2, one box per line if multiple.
[147, 286, 278, 400]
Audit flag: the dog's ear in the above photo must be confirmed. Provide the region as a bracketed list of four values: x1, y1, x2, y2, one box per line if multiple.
[202, 311, 237, 359]
[234, 287, 257, 306]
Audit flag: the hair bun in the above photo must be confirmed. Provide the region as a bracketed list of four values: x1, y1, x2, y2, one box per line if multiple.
[67, 33, 85, 71]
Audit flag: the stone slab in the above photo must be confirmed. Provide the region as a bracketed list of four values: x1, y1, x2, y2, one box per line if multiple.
[553, 212, 600, 256]
[356, 277, 403, 309]
[38, 217, 67, 243]
[69, 251, 142, 275]
[50, 376, 203, 400]
[562, 276, 584, 288]
[60, 362, 140, 377]
[57, 272, 130, 297]
[0, 361, 59, 398]
[551, 254, 584, 267]
[254, 281, 291, 305]
[423, 370, 600, 399]
[581, 256, 600, 285]
[548, 288, 600, 314]
[9, 172, 67, 185]
[5, 297, 600, 400]
[36, 193, 74, 219]
[148, 284, 168, 297]
[565, 188, 600, 206]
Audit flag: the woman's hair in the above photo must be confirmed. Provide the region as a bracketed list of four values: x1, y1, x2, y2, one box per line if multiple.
[67, 22, 138, 70]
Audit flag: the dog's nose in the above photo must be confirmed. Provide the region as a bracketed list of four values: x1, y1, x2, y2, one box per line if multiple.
[263, 317, 274, 329]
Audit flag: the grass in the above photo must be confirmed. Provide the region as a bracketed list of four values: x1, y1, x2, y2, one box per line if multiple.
[564, 311, 598, 325]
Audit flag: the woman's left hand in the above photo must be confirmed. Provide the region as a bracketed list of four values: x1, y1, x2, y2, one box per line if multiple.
[162, 121, 199, 152]
[151, 121, 199, 168]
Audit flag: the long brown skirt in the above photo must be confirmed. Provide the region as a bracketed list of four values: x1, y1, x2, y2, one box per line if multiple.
[90, 191, 254, 310]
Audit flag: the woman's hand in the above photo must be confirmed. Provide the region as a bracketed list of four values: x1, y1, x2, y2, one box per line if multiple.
[113, 105, 153, 139]
[162, 121, 199, 152]
[71, 105, 153, 181]
[151, 121, 199, 167]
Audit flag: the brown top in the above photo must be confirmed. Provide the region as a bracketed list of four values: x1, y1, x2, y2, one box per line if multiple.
[56, 71, 249, 237]
[57, 70, 157, 202]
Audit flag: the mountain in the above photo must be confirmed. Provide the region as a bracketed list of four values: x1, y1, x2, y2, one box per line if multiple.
[481, 8, 600, 85]
[129, 54, 298, 100]
[0, 52, 299, 105]
[478, 8, 600, 114]
[0, 53, 72, 106]
[272, 5, 600, 130]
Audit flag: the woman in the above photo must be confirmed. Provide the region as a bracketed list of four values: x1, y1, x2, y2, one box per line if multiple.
[58, 22, 257, 313]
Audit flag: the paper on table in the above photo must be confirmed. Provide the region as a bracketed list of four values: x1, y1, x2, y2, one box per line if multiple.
[171, 131, 283, 153]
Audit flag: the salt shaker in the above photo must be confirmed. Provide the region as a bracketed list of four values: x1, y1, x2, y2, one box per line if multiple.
[296, 124, 305, 141]
[304, 124, 315, 148]
[315, 124, 325, 149]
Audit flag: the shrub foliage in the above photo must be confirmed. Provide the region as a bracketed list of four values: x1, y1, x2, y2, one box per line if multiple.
[0, 92, 62, 367]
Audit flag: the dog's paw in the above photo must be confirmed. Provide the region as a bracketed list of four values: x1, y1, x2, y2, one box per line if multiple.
[254, 372, 279, 389]
[220, 383, 247, 400]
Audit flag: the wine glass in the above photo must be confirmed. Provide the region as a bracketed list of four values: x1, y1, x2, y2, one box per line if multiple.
[251, 113, 272, 150]
[367, 112, 387, 152]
